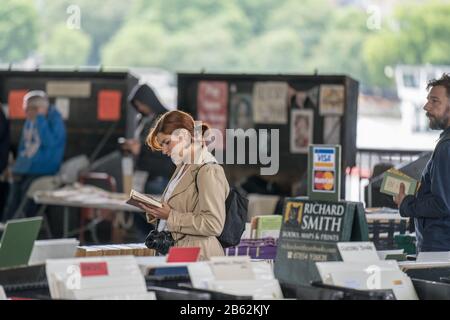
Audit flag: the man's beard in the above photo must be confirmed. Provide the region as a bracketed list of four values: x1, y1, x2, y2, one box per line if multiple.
[428, 115, 448, 130]
[428, 107, 450, 130]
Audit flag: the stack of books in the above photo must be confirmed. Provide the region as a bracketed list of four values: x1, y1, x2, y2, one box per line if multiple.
[75, 244, 155, 257]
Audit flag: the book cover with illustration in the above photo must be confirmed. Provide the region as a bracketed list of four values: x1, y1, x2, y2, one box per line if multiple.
[380, 168, 420, 197]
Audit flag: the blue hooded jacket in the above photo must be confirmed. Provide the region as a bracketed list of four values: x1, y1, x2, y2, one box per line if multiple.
[400, 127, 450, 252]
[13, 106, 66, 176]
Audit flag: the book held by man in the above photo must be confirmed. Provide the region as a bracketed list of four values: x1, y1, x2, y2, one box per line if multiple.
[380, 168, 420, 197]
[126, 190, 162, 209]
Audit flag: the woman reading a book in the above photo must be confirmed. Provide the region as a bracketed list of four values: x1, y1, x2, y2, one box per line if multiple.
[138, 110, 230, 260]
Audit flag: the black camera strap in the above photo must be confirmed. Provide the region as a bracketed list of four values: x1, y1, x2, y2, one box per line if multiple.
[154, 219, 187, 243]
[173, 233, 187, 243]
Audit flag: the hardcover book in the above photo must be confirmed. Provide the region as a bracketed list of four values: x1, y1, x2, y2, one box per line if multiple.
[380, 168, 420, 197]
[126, 190, 162, 209]
[252, 215, 283, 239]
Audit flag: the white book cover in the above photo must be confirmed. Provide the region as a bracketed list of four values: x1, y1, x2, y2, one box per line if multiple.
[188, 262, 216, 290]
[29, 238, 79, 265]
[417, 251, 450, 262]
[317, 260, 400, 272]
[329, 270, 418, 300]
[208, 279, 283, 300]
[189, 259, 275, 290]
[317, 260, 417, 300]
[46, 256, 147, 300]
[251, 260, 276, 281]
[316, 260, 400, 284]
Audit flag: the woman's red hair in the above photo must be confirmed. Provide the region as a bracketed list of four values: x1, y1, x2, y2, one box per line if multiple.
[146, 110, 210, 151]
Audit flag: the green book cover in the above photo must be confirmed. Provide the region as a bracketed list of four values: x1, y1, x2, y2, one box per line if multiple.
[256, 215, 283, 239]
[0, 217, 43, 269]
[380, 168, 419, 196]
[385, 253, 407, 261]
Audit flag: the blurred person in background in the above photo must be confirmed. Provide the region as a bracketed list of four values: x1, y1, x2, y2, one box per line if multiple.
[124, 84, 175, 194]
[1, 91, 66, 223]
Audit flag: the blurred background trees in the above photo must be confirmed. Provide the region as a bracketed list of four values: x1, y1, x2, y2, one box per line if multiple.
[1, 0, 450, 90]
[0, 0, 39, 63]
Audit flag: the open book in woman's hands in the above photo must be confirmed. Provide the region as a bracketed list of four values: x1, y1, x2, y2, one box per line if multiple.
[126, 189, 162, 209]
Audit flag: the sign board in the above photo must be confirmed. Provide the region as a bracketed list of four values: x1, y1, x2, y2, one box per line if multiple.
[308, 145, 341, 202]
[274, 198, 356, 286]
[46, 81, 91, 98]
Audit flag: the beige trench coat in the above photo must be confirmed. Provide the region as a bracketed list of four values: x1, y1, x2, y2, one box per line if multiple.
[150, 156, 230, 260]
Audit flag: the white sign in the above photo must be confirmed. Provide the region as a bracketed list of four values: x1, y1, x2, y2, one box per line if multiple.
[209, 256, 255, 281]
[337, 242, 379, 263]
[46, 81, 91, 98]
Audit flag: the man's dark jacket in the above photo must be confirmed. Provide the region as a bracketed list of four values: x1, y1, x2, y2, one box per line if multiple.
[400, 127, 450, 252]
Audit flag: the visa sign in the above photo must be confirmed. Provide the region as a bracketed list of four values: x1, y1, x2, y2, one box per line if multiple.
[313, 148, 335, 171]
[317, 154, 332, 162]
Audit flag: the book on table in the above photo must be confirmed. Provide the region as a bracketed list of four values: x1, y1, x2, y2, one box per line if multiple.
[126, 190, 162, 209]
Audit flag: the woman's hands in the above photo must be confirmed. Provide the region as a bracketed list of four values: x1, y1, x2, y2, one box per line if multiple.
[139, 202, 172, 221]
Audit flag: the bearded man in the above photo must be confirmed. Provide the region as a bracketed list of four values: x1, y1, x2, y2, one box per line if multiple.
[394, 73, 450, 253]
